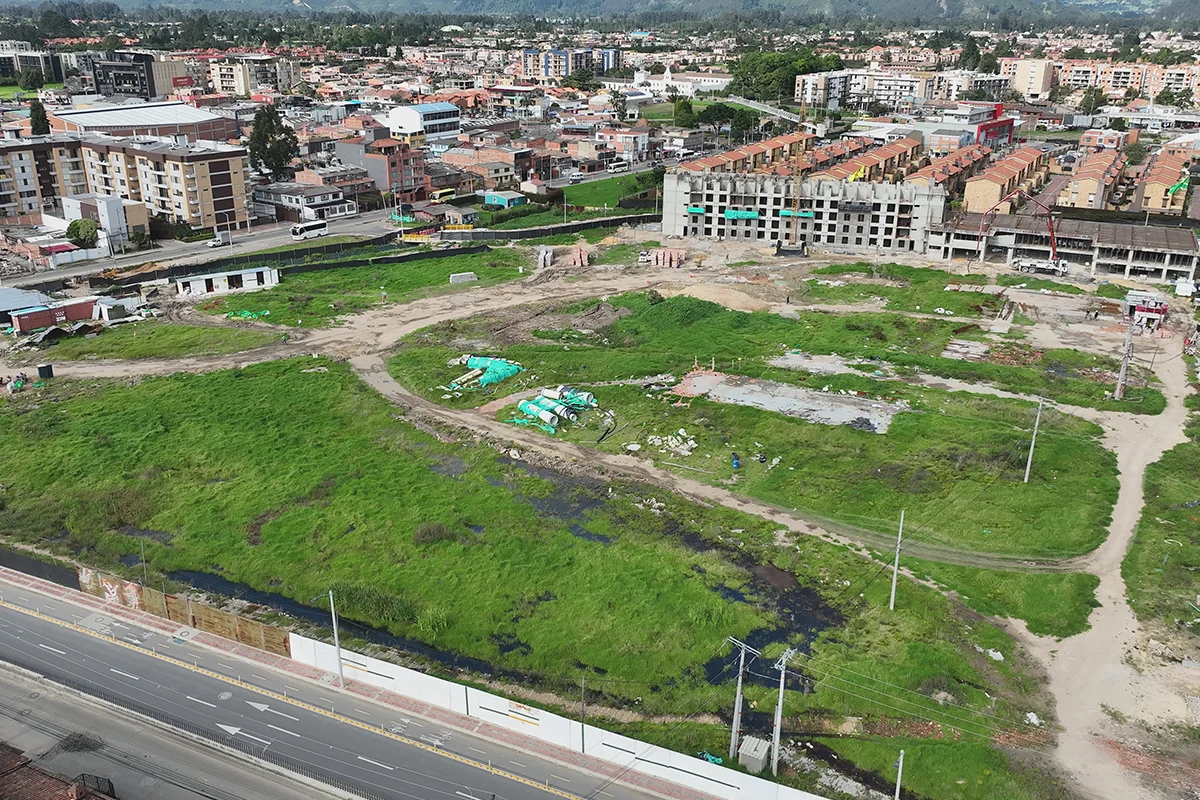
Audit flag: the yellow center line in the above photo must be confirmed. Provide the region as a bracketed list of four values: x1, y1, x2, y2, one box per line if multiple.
[0, 599, 581, 800]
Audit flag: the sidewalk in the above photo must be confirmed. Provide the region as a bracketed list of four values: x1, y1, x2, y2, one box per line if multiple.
[0, 564, 723, 800]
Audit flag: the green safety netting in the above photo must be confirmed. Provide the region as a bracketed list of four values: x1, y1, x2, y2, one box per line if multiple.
[226, 309, 272, 320]
[466, 356, 525, 387]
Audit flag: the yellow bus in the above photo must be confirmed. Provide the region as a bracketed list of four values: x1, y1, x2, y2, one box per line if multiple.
[432, 188, 456, 202]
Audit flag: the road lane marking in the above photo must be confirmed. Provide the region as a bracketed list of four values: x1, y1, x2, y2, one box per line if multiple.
[455, 793, 483, 800]
[356, 756, 394, 771]
[69, 614, 82, 620]
[17, 596, 29, 602]
[251, 673, 267, 681]
[246, 701, 300, 721]
[0, 599, 581, 800]
[109, 668, 139, 681]
[283, 684, 300, 692]
[510, 760, 527, 768]
[551, 775, 571, 783]
[354, 708, 370, 715]
[468, 746, 487, 755]
[37, 644, 66, 655]
[186, 696, 216, 707]
[216, 662, 234, 669]
[598, 792, 614, 798]
[267, 723, 300, 737]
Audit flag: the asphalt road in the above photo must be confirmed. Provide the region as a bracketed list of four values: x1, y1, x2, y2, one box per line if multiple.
[0, 666, 334, 800]
[0, 596, 656, 800]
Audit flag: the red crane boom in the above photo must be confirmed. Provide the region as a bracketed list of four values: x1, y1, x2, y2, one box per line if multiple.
[976, 187, 1059, 262]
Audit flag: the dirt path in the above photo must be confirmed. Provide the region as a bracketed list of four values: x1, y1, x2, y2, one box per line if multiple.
[1010, 340, 1199, 800]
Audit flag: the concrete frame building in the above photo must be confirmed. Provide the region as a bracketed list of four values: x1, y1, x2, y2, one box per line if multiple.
[928, 213, 1198, 283]
[209, 55, 298, 97]
[380, 102, 462, 142]
[0, 47, 62, 82]
[91, 52, 187, 100]
[663, 170, 946, 253]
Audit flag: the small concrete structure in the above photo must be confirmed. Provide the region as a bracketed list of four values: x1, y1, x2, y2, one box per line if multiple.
[449, 271, 479, 284]
[738, 736, 771, 773]
[175, 266, 280, 297]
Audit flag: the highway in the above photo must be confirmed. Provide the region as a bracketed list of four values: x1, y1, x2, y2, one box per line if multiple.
[0, 593, 658, 800]
[0, 666, 334, 800]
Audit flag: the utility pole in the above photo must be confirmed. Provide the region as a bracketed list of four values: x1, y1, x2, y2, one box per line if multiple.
[771, 647, 797, 776]
[329, 589, 345, 689]
[580, 675, 586, 727]
[1023, 397, 1044, 484]
[1116, 322, 1134, 400]
[726, 637, 760, 760]
[889, 510, 905, 612]
[894, 749, 905, 800]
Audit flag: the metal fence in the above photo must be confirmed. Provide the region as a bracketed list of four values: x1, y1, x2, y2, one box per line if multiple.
[1, 650, 391, 800]
[0, 546, 79, 590]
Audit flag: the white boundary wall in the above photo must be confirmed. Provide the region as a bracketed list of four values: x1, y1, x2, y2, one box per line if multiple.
[289, 633, 830, 800]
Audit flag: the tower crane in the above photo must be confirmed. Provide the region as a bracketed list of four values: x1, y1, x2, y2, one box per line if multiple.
[976, 187, 1069, 277]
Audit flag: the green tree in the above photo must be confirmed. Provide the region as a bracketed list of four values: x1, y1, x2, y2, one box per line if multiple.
[247, 104, 298, 176]
[28, 99, 49, 135]
[1156, 88, 1179, 107]
[1079, 87, 1106, 114]
[17, 69, 43, 92]
[730, 108, 759, 140]
[1123, 140, 1148, 166]
[611, 91, 628, 121]
[673, 97, 696, 128]
[978, 52, 1000, 74]
[66, 218, 99, 249]
[958, 38, 981, 70]
[1063, 46, 1088, 60]
[101, 33, 122, 52]
[993, 40, 1014, 58]
[1111, 117, 1127, 131]
[726, 49, 843, 102]
[697, 102, 736, 142]
[561, 68, 598, 91]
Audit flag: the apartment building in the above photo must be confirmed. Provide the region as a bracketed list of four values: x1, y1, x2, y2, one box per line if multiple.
[0, 140, 51, 218]
[0, 47, 62, 82]
[595, 128, 649, 163]
[441, 142, 548, 185]
[209, 54, 298, 97]
[933, 70, 1011, 102]
[795, 69, 1006, 109]
[333, 127, 426, 202]
[1057, 149, 1126, 210]
[1002, 59, 1054, 101]
[380, 102, 462, 142]
[79, 134, 252, 230]
[1133, 151, 1190, 214]
[795, 70, 853, 109]
[663, 169, 946, 253]
[962, 146, 1051, 213]
[294, 164, 375, 199]
[92, 52, 187, 100]
[521, 48, 622, 82]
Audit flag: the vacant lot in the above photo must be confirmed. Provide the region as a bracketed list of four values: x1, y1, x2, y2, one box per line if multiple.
[33, 320, 278, 361]
[806, 263, 1000, 318]
[0, 360, 1060, 798]
[563, 175, 644, 208]
[391, 294, 1119, 561]
[200, 249, 527, 328]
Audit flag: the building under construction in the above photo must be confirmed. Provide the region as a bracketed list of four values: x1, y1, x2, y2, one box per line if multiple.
[661, 171, 947, 252]
[927, 213, 1199, 283]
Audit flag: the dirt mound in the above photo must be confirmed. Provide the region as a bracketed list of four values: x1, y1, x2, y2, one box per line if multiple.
[664, 284, 771, 313]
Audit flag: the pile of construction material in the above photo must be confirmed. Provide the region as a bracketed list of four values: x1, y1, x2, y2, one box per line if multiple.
[650, 248, 686, 268]
[511, 385, 599, 434]
[563, 247, 590, 267]
[439, 355, 526, 396]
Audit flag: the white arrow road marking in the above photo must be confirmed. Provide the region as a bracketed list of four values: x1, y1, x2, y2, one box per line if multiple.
[186, 696, 216, 708]
[357, 756, 394, 771]
[246, 700, 300, 721]
[109, 669, 139, 680]
[216, 724, 271, 746]
[37, 644, 65, 655]
[267, 724, 300, 737]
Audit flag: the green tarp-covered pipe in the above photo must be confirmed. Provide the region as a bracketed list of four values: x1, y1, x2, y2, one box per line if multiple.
[531, 395, 577, 422]
[519, 400, 558, 427]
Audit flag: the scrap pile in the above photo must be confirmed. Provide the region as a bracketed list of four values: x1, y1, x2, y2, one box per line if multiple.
[510, 385, 599, 434]
[440, 355, 526, 396]
[226, 309, 271, 321]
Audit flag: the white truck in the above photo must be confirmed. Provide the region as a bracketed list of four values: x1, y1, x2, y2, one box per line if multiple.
[1012, 257, 1069, 277]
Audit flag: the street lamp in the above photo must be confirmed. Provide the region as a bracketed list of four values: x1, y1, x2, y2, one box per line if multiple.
[311, 590, 345, 689]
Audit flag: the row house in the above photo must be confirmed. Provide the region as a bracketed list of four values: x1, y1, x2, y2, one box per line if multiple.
[810, 138, 922, 183]
[902, 145, 993, 194]
[1134, 151, 1191, 214]
[963, 146, 1051, 213]
[1056, 149, 1126, 210]
[441, 143, 548, 186]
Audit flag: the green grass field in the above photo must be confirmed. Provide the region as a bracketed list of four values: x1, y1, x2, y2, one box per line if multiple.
[37, 321, 278, 361]
[0, 82, 63, 99]
[906, 559, 1100, 638]
[563, 175, 644, 208]
[995, 274, 1085, 294]
[1124, 398, 1200, 629]
[482, 208, 628, 230]
[389, 293, 1119, 561]
[806, 263, 998, 318]
[200, 250, 527, 328]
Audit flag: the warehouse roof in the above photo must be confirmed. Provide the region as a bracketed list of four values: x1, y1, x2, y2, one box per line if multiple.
[55, 101, 220, 129]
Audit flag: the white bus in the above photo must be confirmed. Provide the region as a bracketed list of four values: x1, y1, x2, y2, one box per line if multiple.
[606, 161, 630, 174]
[291, 220, 329, 241]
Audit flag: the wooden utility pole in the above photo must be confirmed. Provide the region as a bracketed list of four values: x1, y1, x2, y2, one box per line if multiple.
[1116, 323, 1135, 400]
